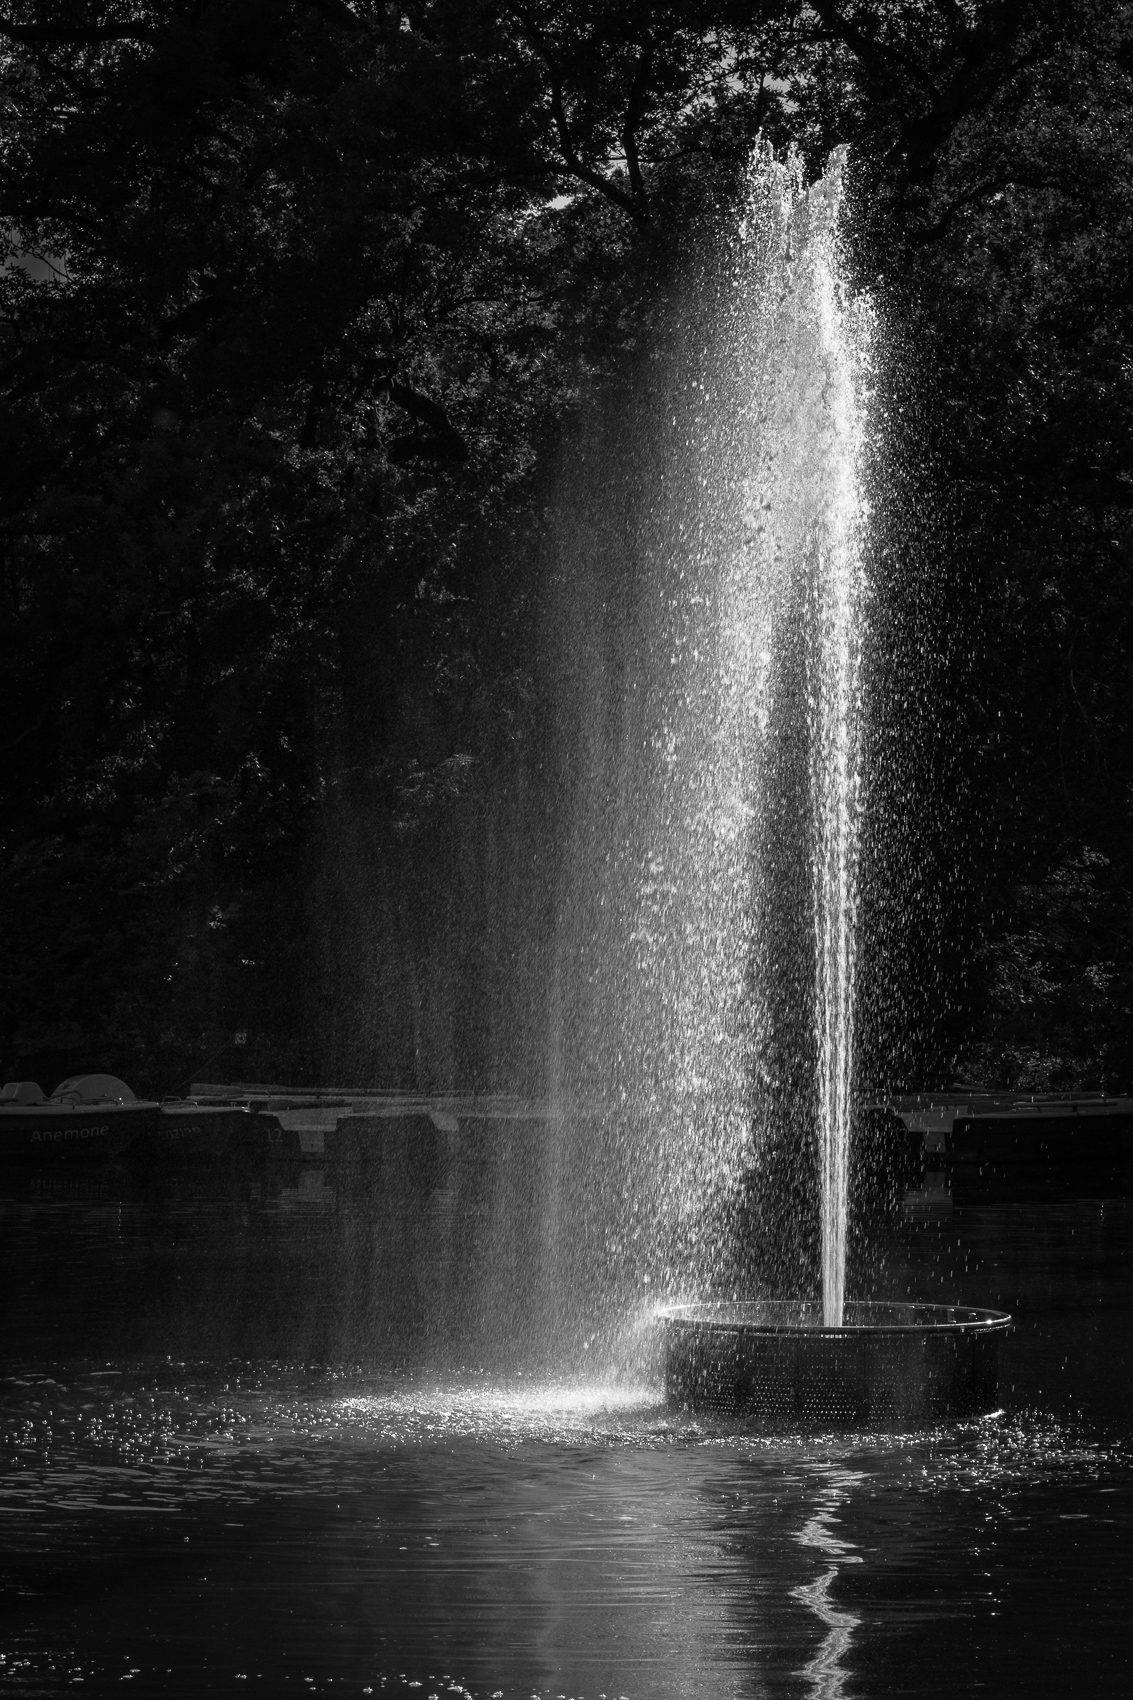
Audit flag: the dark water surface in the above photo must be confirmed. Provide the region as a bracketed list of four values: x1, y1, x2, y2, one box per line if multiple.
[1, 1157, 1130, 1699]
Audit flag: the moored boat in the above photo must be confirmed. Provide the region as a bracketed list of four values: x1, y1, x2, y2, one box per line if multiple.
[0, 1075, 295, 1163]
[145, 1098, 297, 1162]
[0, 1074, 160, 1161]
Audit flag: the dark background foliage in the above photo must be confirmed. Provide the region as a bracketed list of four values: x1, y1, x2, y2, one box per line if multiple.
[1, 1, 1129, 1095]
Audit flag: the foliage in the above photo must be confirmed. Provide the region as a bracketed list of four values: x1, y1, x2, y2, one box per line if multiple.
[0, 1, 1129, 1089]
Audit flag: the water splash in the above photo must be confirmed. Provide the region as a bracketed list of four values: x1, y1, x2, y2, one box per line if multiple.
[549, 141, 873, 1338]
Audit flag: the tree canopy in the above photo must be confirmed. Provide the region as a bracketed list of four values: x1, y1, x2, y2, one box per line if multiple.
[1, 1, 1129, 1092]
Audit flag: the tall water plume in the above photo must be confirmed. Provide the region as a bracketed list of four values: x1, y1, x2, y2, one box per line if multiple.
[547, 141, 873, 1343]
[806, 161, 871, 1326]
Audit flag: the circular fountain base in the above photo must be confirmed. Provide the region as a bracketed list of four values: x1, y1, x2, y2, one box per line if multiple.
[663, 1300, 1011, 1425]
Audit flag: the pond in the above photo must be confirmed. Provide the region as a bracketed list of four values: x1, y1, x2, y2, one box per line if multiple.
[1, 1151, 1130, 1699]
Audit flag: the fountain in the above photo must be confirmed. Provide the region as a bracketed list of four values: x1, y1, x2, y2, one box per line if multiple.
[548, 142, 1009, 1421]
[654, 145, 1010, 1420]
[662, 1299, 1011, 1423]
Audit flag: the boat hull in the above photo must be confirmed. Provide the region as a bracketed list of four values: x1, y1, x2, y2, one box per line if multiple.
[0, 1106, 160, 1161]
[0, 1105, 294, 1163]
[132, 1108, 296, 1163]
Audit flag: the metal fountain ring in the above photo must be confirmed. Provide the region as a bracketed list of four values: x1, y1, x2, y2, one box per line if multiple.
[661, 1299, 1012, 1425]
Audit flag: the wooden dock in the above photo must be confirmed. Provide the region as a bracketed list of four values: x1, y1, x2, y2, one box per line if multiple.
[887, 1092, 1133, 1182]
[190, 1082, 563, 1159]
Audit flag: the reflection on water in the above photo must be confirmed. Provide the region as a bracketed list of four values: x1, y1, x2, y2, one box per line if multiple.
[792, 1468, 863, 1700]
[0, 1159, 1131, 1697]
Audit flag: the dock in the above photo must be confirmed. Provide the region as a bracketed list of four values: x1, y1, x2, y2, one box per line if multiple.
[190, 1082, 562, 1160]
[887, 1092, 1133, 1193]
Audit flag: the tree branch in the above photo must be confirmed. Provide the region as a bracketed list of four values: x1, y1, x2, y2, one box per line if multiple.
[296, 0, 364, 33]
[544, 60, 646, 225]
[0, 18, 153, 46]
[377, 371, 467, 463]
[905, 174, 1008, 245]
[621, 39, 654, 216]
[514, 8, 649, 228]
[806, 0, 940, 97]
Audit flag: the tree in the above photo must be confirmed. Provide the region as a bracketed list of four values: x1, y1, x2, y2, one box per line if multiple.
[1, 1, 1129, 1090]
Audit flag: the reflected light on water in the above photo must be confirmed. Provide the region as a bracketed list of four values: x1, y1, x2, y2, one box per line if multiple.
[2, 1189, 1131, 1699]
[337, 1381, 667, 1446]
[792, 1466, 865, 1700]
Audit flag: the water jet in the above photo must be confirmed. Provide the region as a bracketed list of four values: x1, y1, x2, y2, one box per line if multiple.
[551, 143, 1009, 1420]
